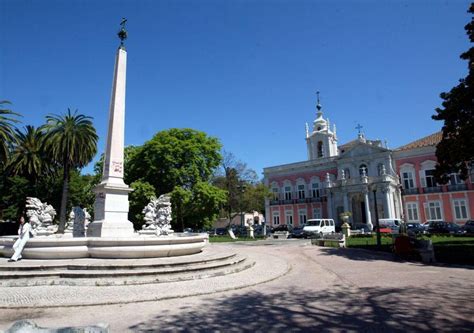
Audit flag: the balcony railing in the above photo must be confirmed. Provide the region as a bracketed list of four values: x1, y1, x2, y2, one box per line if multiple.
[447, 184, 468, 192]
[269, 196, 324, 205]
[423, 186, 443, 194]
[403, 188, 419, 195]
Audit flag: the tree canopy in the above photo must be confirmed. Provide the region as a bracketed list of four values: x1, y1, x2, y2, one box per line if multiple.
[432, 4, 474, 183]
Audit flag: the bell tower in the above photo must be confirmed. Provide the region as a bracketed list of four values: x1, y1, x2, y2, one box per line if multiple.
[306, 92, 338, 160]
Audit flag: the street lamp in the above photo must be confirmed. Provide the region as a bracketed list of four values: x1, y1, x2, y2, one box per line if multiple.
[236, 184, 247, 227]
[372, 188, 382, 248]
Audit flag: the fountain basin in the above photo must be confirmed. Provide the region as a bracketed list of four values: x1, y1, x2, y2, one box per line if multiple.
[0, 233, 207, 259]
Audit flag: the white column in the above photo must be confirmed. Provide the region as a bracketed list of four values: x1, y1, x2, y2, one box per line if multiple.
[364, 190, 373, 230]
[88, 46, 134, 238]
[383, 187, 394, 219]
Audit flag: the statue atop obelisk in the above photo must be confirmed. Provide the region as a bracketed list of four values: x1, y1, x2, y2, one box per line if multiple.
[88, 19, 135, 237]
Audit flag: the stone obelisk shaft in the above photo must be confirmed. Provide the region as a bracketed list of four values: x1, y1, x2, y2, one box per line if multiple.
[88, 46, 134, 238]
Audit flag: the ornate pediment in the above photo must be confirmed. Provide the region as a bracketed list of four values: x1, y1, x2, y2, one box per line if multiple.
[339, 141, 389, 159]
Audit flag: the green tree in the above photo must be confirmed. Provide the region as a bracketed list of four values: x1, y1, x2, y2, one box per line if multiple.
[42, 109, 98, 233]
[432, 4, 474, 183]
[171, 182, 226, 231]
[213, 151, 259, 226]
[129, 128, 222, 193]
[129, 180, 156, 230]
[8, 125, 53, 186]
[0, 101, 21, 166]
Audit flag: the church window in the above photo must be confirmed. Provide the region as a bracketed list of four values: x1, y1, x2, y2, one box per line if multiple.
[311, 183, 320, 198]
[453, 199, 468, 220]
[344, 168, 351, 179]
[272, 212, 280, 225]
[424, 201, 443, 221]
[297, 184, 305, 199]
[272, 187, 279, 200]
[317, 141, 323, 158]
[284, 186, 292, 200]
[298, 209, 307, 225]
[424, 169, 436, 188]
[285, 211, 293, 225]
[406, 202, 419, 222]
[449, 173, 463, 185]
[313, 208, 322, 219]
[359, 164, 368, 176]
[402, 172, 415, 189]
[377, 163, 385, 176]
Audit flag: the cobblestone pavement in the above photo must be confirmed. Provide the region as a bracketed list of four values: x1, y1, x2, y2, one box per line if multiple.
[0, 241, 473, 332]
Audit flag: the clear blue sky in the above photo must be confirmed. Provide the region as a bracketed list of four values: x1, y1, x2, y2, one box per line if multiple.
[1, 0, 471, 177]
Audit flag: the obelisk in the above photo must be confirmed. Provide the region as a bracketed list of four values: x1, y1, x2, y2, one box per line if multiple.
[88, 18, 135, 238]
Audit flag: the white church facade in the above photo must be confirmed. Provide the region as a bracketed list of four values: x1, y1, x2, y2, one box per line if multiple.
[263, 98, 474, 229]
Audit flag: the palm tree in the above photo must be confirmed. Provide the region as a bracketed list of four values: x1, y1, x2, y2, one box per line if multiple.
[0, 101, 21, 166]
[8, 125, 52, 184]
[42, 109, 98, 233]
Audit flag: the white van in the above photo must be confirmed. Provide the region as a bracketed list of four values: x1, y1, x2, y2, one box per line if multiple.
[303, 219, 335, 237]
[378, 218, 403, 234]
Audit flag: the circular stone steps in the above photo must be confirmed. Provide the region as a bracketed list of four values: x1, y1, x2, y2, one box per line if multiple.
[0, 250, 254, 287]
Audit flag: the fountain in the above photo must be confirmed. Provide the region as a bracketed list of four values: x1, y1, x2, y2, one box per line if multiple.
[0, 19, 207, 260]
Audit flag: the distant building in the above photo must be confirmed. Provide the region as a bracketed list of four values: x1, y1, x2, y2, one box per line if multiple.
[263, 99, 473, 228]
[214, 211, 265, 229]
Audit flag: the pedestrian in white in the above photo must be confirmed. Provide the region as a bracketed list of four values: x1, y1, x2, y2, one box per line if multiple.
[9, 216, 31, 262]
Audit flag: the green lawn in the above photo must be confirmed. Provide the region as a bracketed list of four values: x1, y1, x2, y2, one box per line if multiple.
[346, 234, 474, 265]
[208, 235, 263, 243]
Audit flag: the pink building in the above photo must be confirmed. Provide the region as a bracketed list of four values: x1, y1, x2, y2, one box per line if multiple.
[263, 100, 473, 229]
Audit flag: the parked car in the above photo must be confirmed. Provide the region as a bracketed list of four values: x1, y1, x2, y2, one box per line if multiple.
[427, 221, 462, 234]
[289, 226, 306, 238]
[351, 223, 372, 234]
[461, 220, 474, 234]
[406, 223, 425, 236]
[214, 228, 227, 236]
[273, 224, 292, 232]
[303, 219, 335, 237]
[183, 228, 193, 233]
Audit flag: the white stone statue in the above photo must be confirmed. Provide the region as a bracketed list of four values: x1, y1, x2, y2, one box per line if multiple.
[84, 208, 91, 230]
[140, 195, 174, 236]
[65, 210, 75, 234]
[25, 197, 57, 236]
[73, 206, 86, 237]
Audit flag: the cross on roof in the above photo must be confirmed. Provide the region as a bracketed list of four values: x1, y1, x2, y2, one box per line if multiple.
[355, 123, 363, 134]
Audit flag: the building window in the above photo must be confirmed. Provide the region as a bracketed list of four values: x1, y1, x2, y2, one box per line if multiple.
[298, 209, 307, 225]
[453, 199, 468, 220]
[297, 184, 305, 199]
[272, 212, 280, 225]
[402, 172, 415, 189]
[317, 141, 323, 158]
[377, 163, 385, 176]
[344, 168, 351, 179]
[284, 186, 292, 200]
[359, 164, 368, 176]
[449, 173, 463, 185]
[285, 211, 293, 225]
[311, 183, 320, 198]
[272, 188, 279, 200]
[424, 201, 442, 221]
[424, 169, 436, 188]
[313, 208, 321, 219]
[406, 202, 419, 222]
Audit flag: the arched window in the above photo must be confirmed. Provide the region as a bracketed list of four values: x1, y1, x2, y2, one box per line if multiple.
[317, 141, 323, 158]
[377, 163, 385, 176]
[359, 164, 368, 176]
[344, 168, 351, 179]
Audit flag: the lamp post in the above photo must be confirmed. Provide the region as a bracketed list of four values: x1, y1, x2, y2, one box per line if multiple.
[372, 189, 381, 248]
[237, 184, 247, 227]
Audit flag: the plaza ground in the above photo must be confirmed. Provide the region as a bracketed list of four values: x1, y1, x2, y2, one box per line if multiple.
[0, 240, 473, 332]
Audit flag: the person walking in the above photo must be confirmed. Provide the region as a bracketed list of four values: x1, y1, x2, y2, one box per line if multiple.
[9, 216, 32, 262]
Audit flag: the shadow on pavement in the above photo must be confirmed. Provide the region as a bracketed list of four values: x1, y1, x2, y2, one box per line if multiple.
[130, 283, 474, 332]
